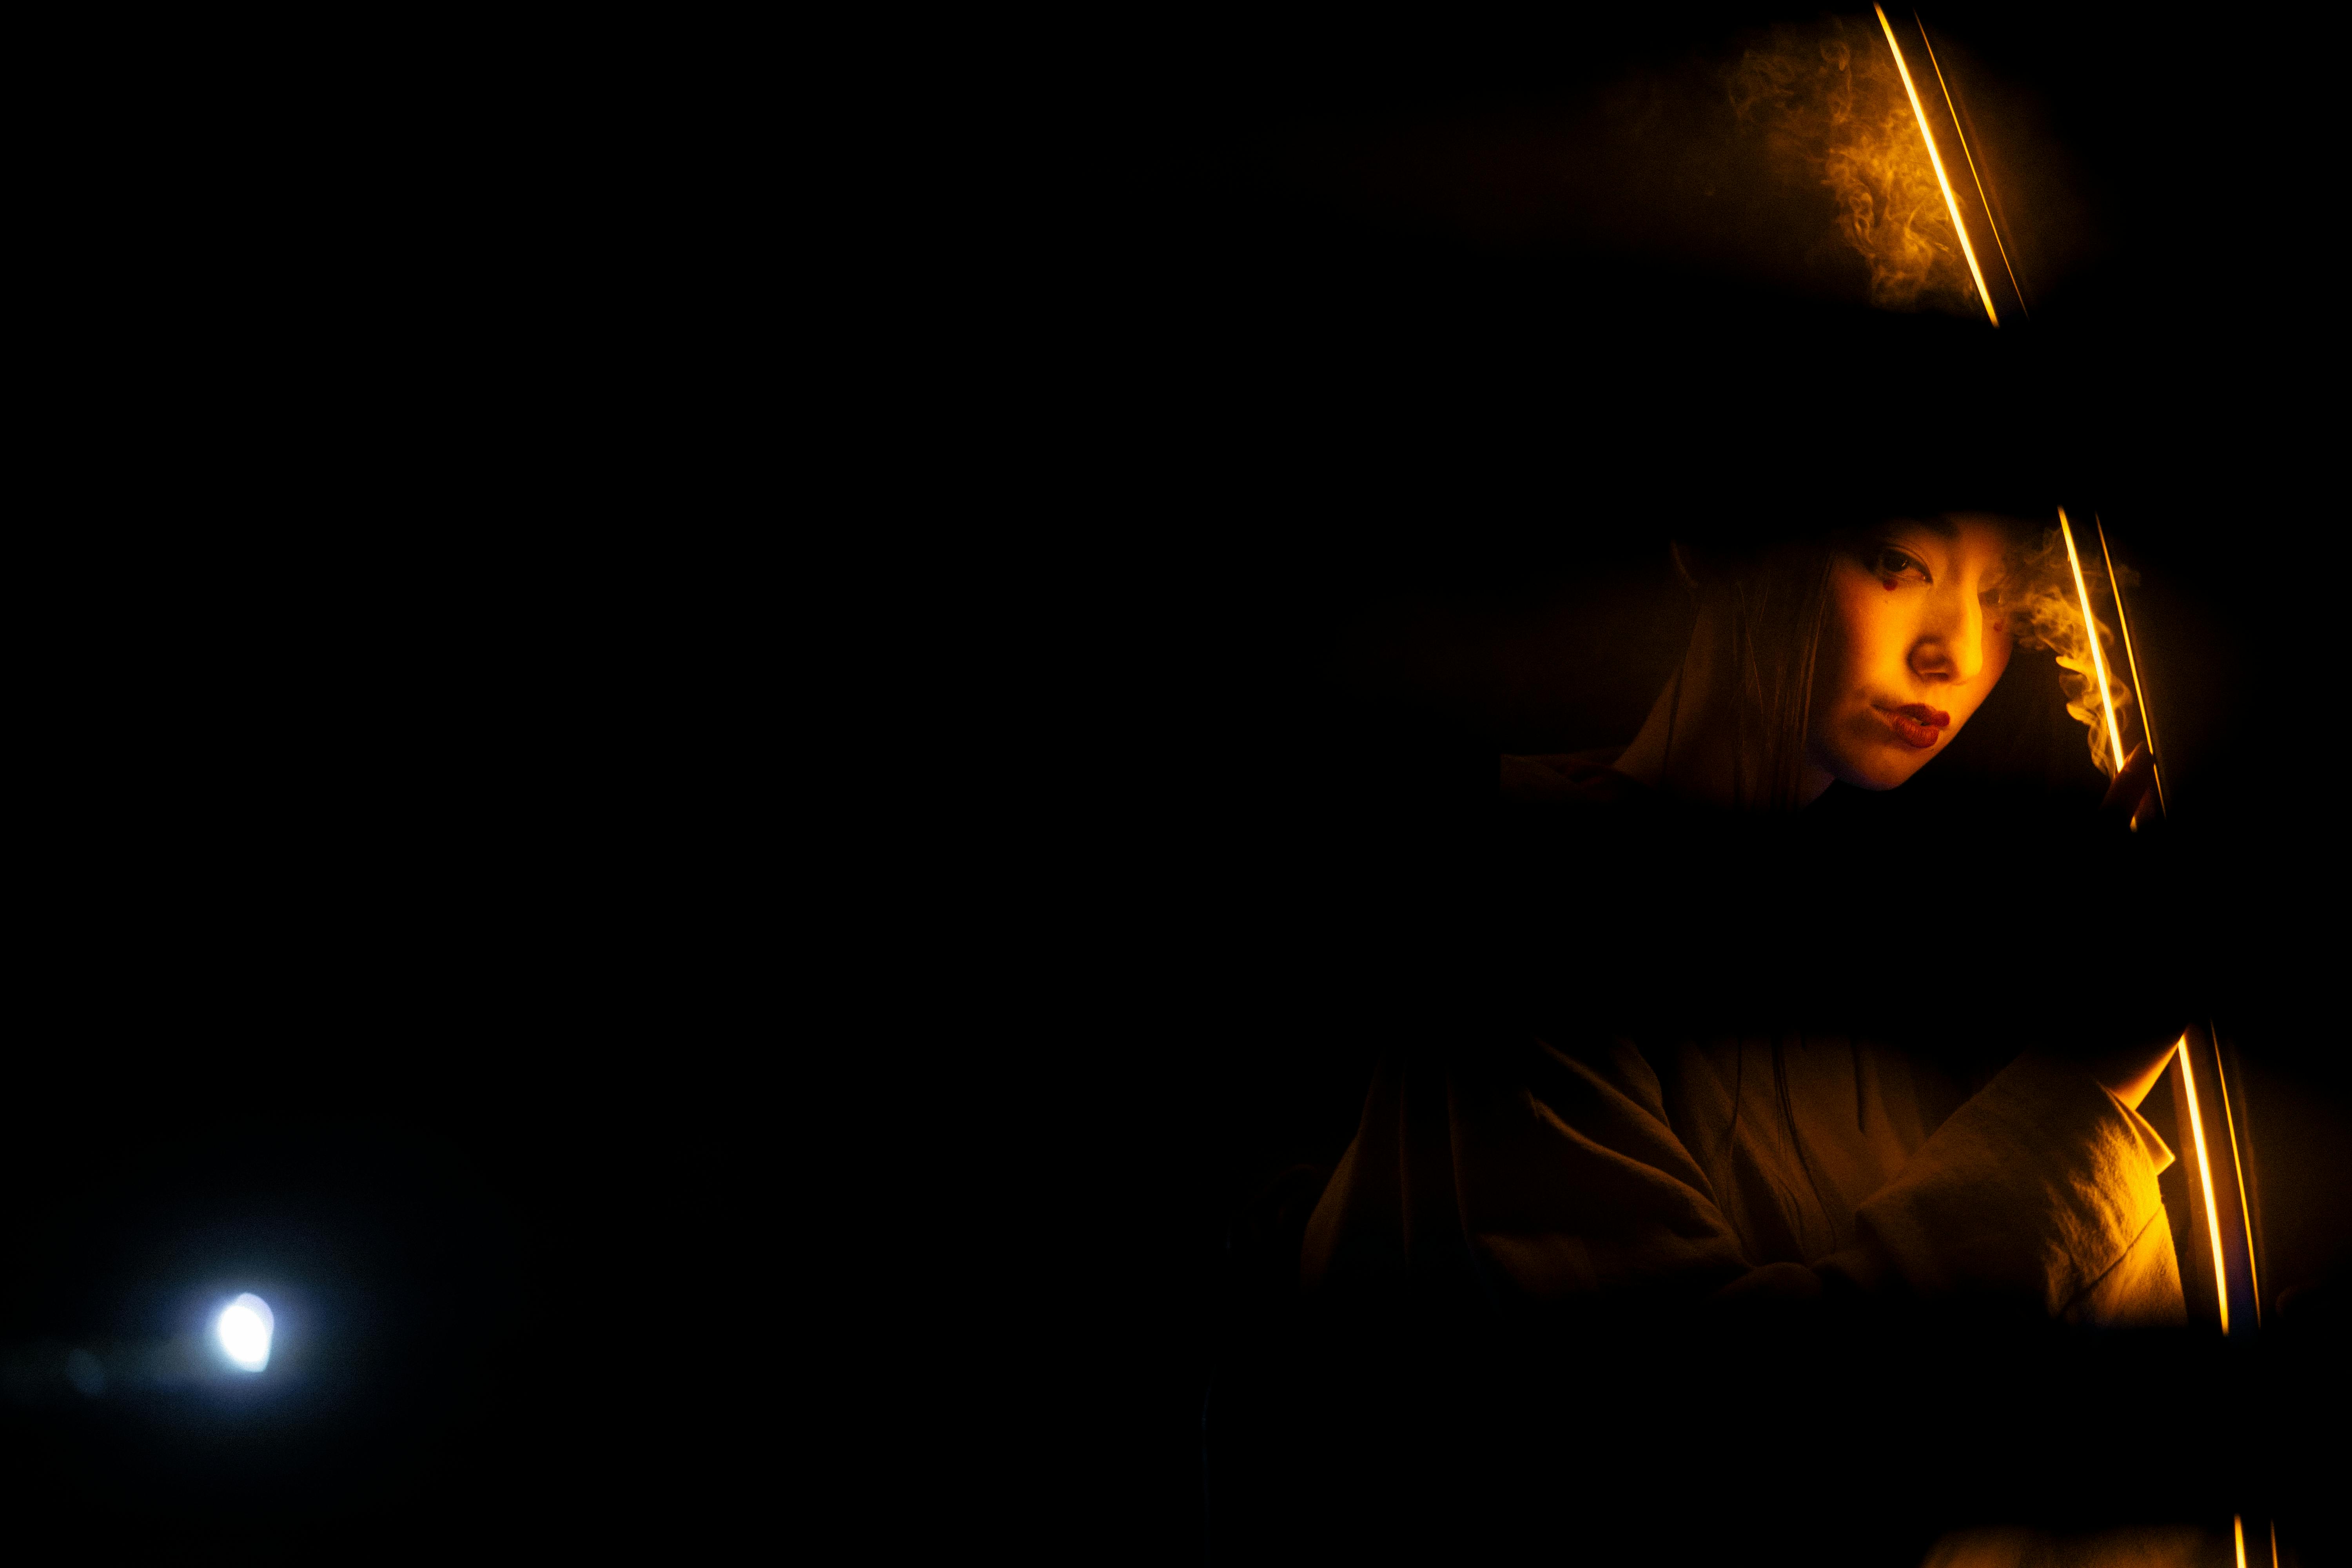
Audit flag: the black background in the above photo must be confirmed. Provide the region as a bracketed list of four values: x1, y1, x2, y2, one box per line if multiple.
[3, 16, 758, 1550]
[3, 4, 2343, 1558]
[1079, 4, 2350, 1562]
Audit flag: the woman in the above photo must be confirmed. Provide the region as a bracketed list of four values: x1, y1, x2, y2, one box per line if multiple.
[1200, 512, 2209, 1566]
[1301, 511, 2183, 1328]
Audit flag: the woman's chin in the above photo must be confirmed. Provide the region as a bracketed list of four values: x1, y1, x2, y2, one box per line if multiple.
[1833, 748, 1935, 792]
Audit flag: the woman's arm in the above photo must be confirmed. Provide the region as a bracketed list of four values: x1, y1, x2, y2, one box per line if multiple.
[1814, 1050, 2183, 1324]
[1303, 1036, 2183, 1327]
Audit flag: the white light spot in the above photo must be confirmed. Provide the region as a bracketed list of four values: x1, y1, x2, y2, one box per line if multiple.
[216, 1293, 274, 1372]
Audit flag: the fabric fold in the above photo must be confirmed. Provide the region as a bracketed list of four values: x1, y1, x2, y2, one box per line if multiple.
[1303, 1038, 2185, 1328]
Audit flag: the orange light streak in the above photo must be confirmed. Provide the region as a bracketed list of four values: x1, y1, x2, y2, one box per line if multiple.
[2176, 1034, 2232, 1335]
[2059, 509, 2127, 773]
[2097, 517, 2166, 817]
[1915, 13, 2027, 319]
[1875, 4, 1998, 326]
[2213, 1040, 2263, 1325]
[2234, 1515, 2248, 1568]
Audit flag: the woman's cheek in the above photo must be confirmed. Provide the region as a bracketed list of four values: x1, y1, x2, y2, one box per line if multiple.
[1843, 573, 1904, 668]
[1833, 566, 1877, 633]
[1983, 626, 2014, 690]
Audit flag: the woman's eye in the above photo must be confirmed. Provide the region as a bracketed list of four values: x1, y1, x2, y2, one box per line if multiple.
[1873, 548, 1929, 582]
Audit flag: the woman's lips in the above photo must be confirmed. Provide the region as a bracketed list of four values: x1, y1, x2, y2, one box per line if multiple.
[1881, 702, 1951, 750]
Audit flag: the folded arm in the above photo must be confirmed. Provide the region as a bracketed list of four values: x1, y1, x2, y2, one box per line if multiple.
[1302, 1040, 2184, 1327]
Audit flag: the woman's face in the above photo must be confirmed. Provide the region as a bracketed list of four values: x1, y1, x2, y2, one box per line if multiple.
[1808, 516, 2015, 791]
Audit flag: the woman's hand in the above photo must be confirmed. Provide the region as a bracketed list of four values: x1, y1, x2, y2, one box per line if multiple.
[2100, 742, 2160, 831]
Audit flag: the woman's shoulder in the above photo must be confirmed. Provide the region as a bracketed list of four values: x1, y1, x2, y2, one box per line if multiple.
[1499, 748, 1655, 807]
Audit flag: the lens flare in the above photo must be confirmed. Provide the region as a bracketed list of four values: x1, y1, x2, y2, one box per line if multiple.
[216, 1293, 274, 1372]
[1874, 4, 1997, 325]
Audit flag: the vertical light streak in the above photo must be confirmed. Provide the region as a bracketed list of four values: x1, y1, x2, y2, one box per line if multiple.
[2059, 509, 2127, 773]
[2234, 1515, 2247, 1568]
[2096, 517, 2167, 816]
[1915, 13, 2028, 318]
[1875, 5, 1999, 326]
[2212, 1037, 2263, 1326]
[2176, 1034, 2232, 1336]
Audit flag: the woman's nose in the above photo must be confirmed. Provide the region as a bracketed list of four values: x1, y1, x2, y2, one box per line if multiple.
[1912, 589, 1986, 684]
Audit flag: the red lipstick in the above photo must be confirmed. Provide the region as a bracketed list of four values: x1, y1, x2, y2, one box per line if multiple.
[1882, 703, 1950, 750]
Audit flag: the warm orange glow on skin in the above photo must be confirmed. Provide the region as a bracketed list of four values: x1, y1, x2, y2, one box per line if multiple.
[2058, 510, 2127, 774]
[2176, 1034, 2232, 1335]
[1875, 5, 1998, 326]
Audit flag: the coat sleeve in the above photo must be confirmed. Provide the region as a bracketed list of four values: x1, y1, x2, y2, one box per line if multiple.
[1301, 1037, 1757, 1307]
[1301, 1040, 2184, 1327]
[1817, 1050, 2185, 1326]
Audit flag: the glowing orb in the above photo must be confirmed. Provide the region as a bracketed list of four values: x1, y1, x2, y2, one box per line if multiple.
[216, 1293, 274, 1372]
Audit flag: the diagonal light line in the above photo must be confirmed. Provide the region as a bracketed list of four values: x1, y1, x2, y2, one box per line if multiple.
[2059, 509, 2126, 773]
[2210, 1034, 2262, 1326]
[1876, 4, 1998, 325]
[2176, 1034, 2233, 1336]
[2096, 517, 2166, 817]
[1915, 11, 2028, 318]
